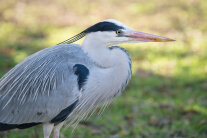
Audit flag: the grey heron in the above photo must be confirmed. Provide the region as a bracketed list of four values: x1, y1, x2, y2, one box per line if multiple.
[0, 19, 174, 138]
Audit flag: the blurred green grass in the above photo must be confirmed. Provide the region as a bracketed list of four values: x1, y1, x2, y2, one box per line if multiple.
[0, 0, 207, 137]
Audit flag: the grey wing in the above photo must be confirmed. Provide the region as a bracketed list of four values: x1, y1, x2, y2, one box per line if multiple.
[0, 44, 90, 124]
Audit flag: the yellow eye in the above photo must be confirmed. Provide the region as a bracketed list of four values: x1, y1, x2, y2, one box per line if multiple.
[116, 30, 122, 35]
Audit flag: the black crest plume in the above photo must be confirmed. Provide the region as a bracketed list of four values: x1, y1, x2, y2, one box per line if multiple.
[57, 31, 86, 45]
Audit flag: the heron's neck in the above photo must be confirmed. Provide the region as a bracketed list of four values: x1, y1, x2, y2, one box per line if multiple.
[82, 37, 115, 68]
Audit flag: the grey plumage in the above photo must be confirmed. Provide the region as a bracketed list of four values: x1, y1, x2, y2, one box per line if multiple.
[0, 44, 131, 125]
[0, 44, 90, 124]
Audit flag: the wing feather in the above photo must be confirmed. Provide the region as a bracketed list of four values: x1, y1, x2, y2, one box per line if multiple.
[0, 44, 92, 124]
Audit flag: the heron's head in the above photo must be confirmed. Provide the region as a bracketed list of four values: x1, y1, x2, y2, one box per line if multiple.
[59, 19, 175, 46]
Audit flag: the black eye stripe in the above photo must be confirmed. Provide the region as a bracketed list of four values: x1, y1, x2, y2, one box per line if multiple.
[58, 21, 125, 45]
[83, 21, 124, 33]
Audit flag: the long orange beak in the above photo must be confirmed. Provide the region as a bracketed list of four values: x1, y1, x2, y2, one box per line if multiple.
[125, 31, 175, 42]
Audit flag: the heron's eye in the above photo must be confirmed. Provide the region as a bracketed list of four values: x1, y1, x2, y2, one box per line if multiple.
[116, 30, 122, 35]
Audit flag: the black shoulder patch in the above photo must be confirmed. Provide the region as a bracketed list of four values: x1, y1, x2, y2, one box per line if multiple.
[0, 122, 41, 131]
[50, 100, 78, 125]
[83, 21, 124, 33]
[73, 64, 89, 90]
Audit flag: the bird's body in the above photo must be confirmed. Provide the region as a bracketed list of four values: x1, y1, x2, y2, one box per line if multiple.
[0, 44, 131, 135]
[0, 19, 174, 138]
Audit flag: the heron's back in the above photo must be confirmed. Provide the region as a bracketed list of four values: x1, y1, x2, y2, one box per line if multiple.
[0, 44, 94, 126]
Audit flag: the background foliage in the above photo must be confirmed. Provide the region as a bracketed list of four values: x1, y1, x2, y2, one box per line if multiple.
[0, 0, 207, 137]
